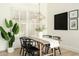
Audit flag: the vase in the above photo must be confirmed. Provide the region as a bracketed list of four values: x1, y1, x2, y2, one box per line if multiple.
[39, 32, 43, 38]
[7, 47, 14, 53]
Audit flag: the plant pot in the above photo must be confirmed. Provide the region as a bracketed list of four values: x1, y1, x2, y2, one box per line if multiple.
[7, 47, 14, 53]
[39, 32, 43, 38]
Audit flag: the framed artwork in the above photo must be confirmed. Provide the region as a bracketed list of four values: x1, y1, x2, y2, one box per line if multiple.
[69, 10, 78, 19]
[69, 18, 78, 30]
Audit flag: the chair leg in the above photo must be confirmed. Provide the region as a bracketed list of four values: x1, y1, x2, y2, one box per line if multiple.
[54, 48, 56, 56]
[51, 49, 53, 56]
[32, 52, 34, 56]
[58, 47, 61, 55]
[19, 48, 22, 55]
[24, 53, 27, 56]
[24, 51, 26, 56]
[45, 44, 50, 54]
[22, 48, 25, 56]
[37, 51, 40, 56]
[24, 50, 27, 56]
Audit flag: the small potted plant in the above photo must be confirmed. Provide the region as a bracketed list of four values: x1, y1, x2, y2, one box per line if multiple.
[35, 25, 45, 38]
[0, 19, 19, 53]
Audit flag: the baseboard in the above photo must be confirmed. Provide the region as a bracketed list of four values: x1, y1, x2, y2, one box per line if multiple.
[61, 44, 79, 53]
[0, 49, 6, 52]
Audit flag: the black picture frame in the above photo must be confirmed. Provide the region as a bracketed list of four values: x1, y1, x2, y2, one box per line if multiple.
[69, 9, 78, 19]
[69, 18, 78, 30]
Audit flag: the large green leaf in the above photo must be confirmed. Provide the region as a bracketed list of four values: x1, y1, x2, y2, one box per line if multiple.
[0, 26, 9, 41]
[5, 19, 10, 28]
[5, 19, 13, 28]
[12, 23, 19, 34]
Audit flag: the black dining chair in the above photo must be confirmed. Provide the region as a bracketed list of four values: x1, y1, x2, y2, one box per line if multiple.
[20, 37, 39, 56]
[19, 36, 30, 56]
[23, 40, 39, 56]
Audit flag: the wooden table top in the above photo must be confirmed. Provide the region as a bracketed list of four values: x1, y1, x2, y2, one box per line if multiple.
[28, 36, 50, 45]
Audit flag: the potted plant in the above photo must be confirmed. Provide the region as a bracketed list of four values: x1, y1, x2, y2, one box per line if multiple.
[35, 25, 45, 38]
[0, 19, 19, 53]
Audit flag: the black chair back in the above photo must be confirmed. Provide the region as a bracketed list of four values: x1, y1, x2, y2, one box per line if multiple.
[20, 36, 33, 47]
[20, 37, 27, 47]
[52, 36, 61, 41]
[43, 35, 52, 38]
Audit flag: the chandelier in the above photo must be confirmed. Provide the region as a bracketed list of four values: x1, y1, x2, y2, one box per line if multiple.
[31, 3, 45, 21]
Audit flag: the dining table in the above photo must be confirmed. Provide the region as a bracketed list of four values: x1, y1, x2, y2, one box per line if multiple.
[28, 36, 50, 56]
[28, 36, 59, 56]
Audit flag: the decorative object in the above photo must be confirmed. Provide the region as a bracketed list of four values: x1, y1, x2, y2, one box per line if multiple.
[35, 25, 45, 32]
[69, 10, 78, 19]
[7, 47, 14, 53]
[0, 19, 19, 53]
[31, 12, 45, 21]
[69, 18, 78, 30]
[54, 12, 68, 30]
[69, 9, 78, 30]
[35, 25, 45, 38]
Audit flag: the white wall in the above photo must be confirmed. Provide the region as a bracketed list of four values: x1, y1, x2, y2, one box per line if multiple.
[0, 3, 47, 51]
[47, 3, 79, 52]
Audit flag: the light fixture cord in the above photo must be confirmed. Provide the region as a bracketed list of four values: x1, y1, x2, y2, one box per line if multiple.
[39, 3, 40, 20]
[38, 3, 40, 28]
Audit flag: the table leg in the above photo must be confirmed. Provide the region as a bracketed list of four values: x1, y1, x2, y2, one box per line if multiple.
[50, 48, 55, 56]
[52, 48, 54, 56]
[40, 44, 42, 56]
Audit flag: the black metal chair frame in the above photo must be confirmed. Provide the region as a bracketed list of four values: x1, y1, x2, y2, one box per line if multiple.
[20, 37, 39, 56]
[20, 37, 30, 56]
